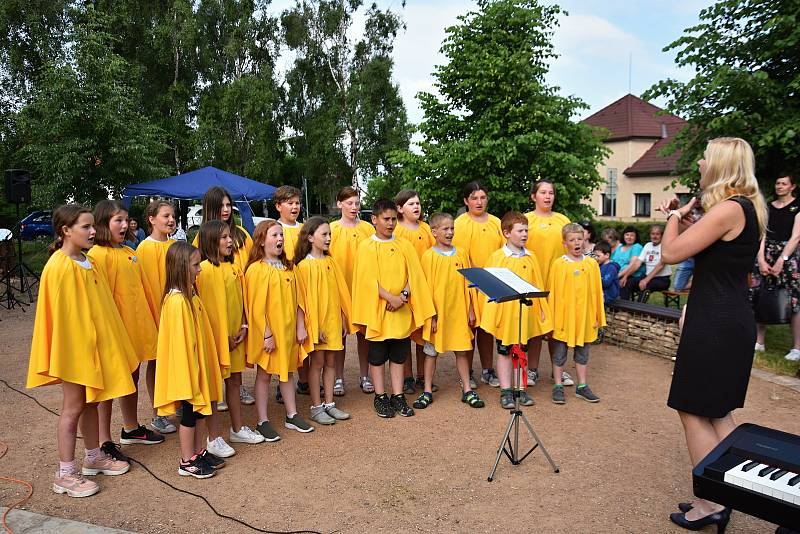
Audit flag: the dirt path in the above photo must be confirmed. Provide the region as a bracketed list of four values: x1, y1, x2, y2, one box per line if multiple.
[0, 305, 796, 533]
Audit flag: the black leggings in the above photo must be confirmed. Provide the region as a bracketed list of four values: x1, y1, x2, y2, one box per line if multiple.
[180, 401, 206, 428]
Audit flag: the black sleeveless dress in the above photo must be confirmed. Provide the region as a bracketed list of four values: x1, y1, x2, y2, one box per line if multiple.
[667, 197, 759, 418]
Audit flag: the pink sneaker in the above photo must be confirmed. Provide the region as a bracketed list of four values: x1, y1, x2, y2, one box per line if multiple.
[53, 471, 100, 497]
[81, 453, 130, 476]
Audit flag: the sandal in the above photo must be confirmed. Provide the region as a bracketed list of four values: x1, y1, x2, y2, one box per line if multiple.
[412, 392, 433, 409]
[360, 376, 375, 394]
[333, 378, 345, 397]
[461, 390, 485, 408]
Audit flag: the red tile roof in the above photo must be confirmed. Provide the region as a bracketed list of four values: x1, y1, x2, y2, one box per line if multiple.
[624, 122, 685, 176]
[583, 94, 684, 142]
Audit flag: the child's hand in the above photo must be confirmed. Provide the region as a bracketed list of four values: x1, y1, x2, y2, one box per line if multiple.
[341, 312, 348, 337]
[594, 320, 599, 329]
[234, 326, 248, 345]
[468, 306, 476, 328]
[264, 336, 276, 353]
[431, 316, 438, 333]
[385, 293, 405, 311]
[540, 308, 546, 322]
[297, 323, 308, 345]
[228, 335, 237, 351]
[319, 331, 327, 344]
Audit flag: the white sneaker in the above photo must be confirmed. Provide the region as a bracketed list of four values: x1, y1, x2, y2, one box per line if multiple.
[423, 342, 437, 357]
[527, 368, 539, 386]
[785, 348, 800, 361]
[206, 436, 236, 458]
[151, 415, 176, 434]
[561, 371, 575, 386]
[240, 385, 256, 405]
[754, 342, 766, 353]
[229, 426, 265, 444]
[216, 400, 229, 412]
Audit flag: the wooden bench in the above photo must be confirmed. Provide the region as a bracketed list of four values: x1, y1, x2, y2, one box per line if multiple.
[661, 290, 689, 309]
[608, 298, 682, 320]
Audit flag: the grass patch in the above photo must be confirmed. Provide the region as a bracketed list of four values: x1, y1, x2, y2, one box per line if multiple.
[755, 325, 800, 377]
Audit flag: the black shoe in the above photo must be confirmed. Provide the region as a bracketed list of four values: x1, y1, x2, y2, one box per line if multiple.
[390, 394, 415, 417]
[678, 502, 693, 513]
[178, 455, 215, 479]
[374, 393, 395, 418]
[100, 441, 129, 462]
[669, 507, 730, 533]
[199, 449, 226, 469]
[120, 425, 165, 445]
[296, 382, 310, 395]
[276, 387, 284, 404]
[403, 377, 415, 395]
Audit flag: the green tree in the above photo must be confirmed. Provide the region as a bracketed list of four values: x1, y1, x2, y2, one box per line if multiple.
[389, 0, 607, 219]
[13, 5, 169, 205]
[644, 0, 800, 188]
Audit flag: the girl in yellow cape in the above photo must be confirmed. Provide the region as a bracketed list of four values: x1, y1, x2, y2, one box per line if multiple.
[329, 186, 375, 395]
[415, 212, 485, 410]
[136, 200, 177, 434]
[351, 199, 436, 418]
[480, 211, 553, 409]
[452, 180, 505, 389]
[89, 200, 164, 465]
[393, 189, 436, 395]
[245, 220, 315, 442]
[294, 216, 355, 426]
[154, 242, 225, 479]
[196, 221, 265, 457]
[547, 223, 606, 405]
[28, 205, 137, 498]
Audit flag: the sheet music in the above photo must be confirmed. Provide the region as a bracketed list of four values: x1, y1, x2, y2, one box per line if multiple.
[484, 267, 542, 294]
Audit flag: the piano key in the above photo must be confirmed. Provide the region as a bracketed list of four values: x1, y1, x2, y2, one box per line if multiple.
[770, 469, 789, 481]
[789, 474, 800, 486]
[741, 460, 760, 472]
[759, 465, 778, 477]
[723, 460, 751, 488]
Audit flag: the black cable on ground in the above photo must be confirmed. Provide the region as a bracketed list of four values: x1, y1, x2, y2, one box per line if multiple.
[0, 378, 324, 534]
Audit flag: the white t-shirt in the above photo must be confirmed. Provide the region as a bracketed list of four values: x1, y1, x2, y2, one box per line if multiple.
[638, 242, 672, 277]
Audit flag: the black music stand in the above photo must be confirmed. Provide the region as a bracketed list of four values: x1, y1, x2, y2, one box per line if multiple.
[459, 267, 560, 481]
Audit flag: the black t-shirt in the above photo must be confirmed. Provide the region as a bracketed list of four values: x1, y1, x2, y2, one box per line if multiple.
[767, 197, 800, 241]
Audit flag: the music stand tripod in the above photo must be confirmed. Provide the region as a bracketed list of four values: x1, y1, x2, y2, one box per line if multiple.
[458, 267, 560, 481]
[0, 203, 39, 310]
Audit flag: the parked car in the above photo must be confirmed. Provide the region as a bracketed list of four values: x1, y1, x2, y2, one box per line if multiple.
[19, 210, 53, 240]
[186, 205, 268, 230]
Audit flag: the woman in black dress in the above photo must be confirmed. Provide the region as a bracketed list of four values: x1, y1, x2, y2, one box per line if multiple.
[658, 137, 767, 532]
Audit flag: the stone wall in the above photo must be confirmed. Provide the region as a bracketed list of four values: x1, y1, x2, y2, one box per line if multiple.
[603, 307, 680, 359]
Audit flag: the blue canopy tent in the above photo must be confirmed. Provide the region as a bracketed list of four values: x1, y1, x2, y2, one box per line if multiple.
[121, 166, 276, 234]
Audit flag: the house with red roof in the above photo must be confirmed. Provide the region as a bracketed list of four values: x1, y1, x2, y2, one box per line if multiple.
[582, 94, 691, 221]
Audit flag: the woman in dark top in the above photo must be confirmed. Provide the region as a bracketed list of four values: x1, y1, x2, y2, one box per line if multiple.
[753, 173, 800, 360]
[658, 137, 767, 532]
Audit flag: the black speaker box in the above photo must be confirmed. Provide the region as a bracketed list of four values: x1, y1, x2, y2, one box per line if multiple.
[4, 169, 31, 204]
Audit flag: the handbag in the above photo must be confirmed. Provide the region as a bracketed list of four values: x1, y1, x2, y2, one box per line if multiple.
[753, 276, 792, 325]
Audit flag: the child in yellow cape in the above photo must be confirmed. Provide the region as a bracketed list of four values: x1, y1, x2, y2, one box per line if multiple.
[452, 180, 505, 389]
[329, 186, 375, 395]
[154, 242, 225, 479]
[245, 220, 315, 442]
[192, 186, 258, 411]
[415, 212, 485, 410]
[136, 199, 177, 435]
[196, 221, 265, 456]
[89, 200, 164, 465]
[393, 189, 436, 395]
[294, 216, 355, 426]
[351, 199, 435, 419]
[480, 211, 553, 409]
[547, 223, 606, 405]
[28, 205, 137, 498]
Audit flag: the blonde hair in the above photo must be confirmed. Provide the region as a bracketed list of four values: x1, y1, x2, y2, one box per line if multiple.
[700, 137, 767, 236]
[561, 222, 584, 240]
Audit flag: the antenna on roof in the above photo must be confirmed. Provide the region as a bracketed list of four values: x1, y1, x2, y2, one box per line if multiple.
[628, 52, 632, 94]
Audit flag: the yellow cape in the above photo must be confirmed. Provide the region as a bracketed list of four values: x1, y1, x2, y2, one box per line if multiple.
[480, 248, 553, 345]
[394, 221, 435, 259]
[196, 260, 245, 377]
[154, 291, 224, 416]
[244, 261, 310, 379]
[329, 219, 375, 293]
[192, 225, 253, 274]
[524, 211, 571, 287]
[351, 237, 435, 341]
[136, 237, 176, 326]
[420, 247, 474, 353]
[280, 221, 303, 261]
[88, 245, 158, 362]
[27, 251, 138, 402]
[547, 256, 607, 346]
[452, 213, 504, 323]
[295, 255, 355, 351]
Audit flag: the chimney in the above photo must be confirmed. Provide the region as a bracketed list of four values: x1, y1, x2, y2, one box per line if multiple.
[661, 123, 668, 138]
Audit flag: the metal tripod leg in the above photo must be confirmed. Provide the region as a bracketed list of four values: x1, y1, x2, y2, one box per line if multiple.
[520, 411, 560, 473]
[488, 411, 519, 481]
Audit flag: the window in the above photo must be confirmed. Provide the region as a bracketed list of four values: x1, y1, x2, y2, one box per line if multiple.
[634, 194, 651, 217]
[601, 194, 615, 216]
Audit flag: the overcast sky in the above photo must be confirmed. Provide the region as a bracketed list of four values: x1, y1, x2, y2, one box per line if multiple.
[269, 0, 710, 123]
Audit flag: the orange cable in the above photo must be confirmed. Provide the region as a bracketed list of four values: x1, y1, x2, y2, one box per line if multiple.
[0, 438, 36, 534]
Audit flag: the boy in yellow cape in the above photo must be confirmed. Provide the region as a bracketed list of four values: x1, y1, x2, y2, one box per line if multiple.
[480, 211, 552, 409]
[351, 199, 435, 418]
[547, 223, 606, 405]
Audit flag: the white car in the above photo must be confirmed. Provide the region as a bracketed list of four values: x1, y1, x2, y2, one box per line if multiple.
[187, 205, 268, 230]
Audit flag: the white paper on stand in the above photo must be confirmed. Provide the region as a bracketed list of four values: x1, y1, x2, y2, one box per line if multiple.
[484, 267, 542, 295]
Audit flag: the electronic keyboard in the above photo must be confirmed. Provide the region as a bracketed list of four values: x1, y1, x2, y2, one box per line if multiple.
[693, 423, 800, 529]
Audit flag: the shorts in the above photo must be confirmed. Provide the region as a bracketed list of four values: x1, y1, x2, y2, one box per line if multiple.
[551, 339, 589, 366]
[180, 400, 206, 428]
[368, 338, 410, 366]
[496, 339, 528, 356]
